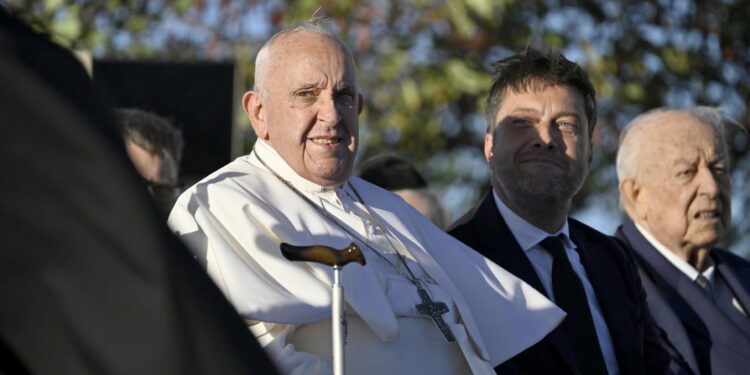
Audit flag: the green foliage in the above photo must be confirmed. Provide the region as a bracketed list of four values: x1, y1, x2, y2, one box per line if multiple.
[48, 3, 80, 45]
[661, 48, 691, 75]
[445, 59, 489, 95]
[446, 0, 476, 38]
[43, 0, 64, 13]
[172, 0, 194, 14]
[9, 0, 750, 253]
[622, 82, 645, 101]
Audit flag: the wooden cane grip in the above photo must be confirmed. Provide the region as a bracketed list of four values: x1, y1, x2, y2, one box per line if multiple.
[279, 242, 366, 267]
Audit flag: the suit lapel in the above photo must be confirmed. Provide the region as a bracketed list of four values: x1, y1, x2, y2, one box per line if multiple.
[569, 221, 644, 374]
[713, 251, 750, 337]
[470, 194, 547, 294]
[621, 220, 713, 339]
[468, 194, 579, 373]
[617, 222, 702, 374]
[621, 220, 750, 360]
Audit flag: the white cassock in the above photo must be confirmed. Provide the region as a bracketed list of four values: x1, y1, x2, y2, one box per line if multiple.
[168, 140, 564, 375]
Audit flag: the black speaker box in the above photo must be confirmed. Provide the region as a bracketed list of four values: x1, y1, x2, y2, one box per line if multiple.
[93, 60, 236, 181]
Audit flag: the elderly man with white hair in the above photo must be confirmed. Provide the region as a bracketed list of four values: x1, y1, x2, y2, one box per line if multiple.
[615, 107, 750, 375]
[168, 18, 564, 375]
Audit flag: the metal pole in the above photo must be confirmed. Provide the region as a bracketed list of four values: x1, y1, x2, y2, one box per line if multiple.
[332, 265, 345, 375]
[279, 243, 363, 375]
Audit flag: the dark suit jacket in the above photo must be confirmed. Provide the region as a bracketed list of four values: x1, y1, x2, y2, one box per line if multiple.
[449, 193, 670, 375]
[615, 219, 750, 375]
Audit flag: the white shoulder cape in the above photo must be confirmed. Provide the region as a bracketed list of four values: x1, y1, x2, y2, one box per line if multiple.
[168, 144, 564, 366]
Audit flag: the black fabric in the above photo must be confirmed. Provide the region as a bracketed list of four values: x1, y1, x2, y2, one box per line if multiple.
[449, 193, 671, 375]
[616, 219, 750, 375]
[0, 10, 277, 375]
[540, 236, 608, 375]
[358, 155, 427, 190]
[0, 335, 30, 375]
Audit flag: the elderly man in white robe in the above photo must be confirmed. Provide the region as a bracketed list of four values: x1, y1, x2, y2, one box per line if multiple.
[168, 18, 563, 375]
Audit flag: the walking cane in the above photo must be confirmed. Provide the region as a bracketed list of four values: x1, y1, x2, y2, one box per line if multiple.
[280, 242, 366, 375]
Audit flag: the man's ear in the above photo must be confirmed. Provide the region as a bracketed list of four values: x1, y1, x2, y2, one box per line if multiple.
[356, 93, 364, 115]
[588, 141, 594, 166]
[484, 132, 494, 163]
[620, 178, 646, 220]
[243, 90, 269, 140]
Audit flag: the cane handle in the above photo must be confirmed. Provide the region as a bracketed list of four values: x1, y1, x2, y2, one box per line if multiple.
[279, 242, 366, 267]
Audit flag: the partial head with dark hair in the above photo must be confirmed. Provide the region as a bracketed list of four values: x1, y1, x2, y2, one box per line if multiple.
[358, 155, 427, 191]
[115, 107, 184, 213]
[358, 154, 448, 228]
[485, 48, 596, 135]
[116, 108, 183, 164]
[483, 48, 596, 233]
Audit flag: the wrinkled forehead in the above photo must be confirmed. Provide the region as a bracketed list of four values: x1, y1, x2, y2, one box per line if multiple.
[497, 83, 588, 115]
[637, 112, 727, 166]
[268, 31, 356, 81]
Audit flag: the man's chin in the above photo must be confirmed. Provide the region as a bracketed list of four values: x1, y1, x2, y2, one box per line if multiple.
[313, 169, 352, 186]
[682, 226, 723, 250]
[305, 158, 353, 183]
[505, 183, 573, 206]
[520, 165, 567, 176]
[695, 230, 723, 248]
[517, 176, 575, 196]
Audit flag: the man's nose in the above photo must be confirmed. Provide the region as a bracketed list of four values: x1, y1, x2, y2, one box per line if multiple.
[317, 95, 341, 125]
[697, 167, 720, 197]
[533, 123, 559, 149]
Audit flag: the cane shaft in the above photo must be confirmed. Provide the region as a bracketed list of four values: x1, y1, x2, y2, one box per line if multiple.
[332, 266, 345, 375]
[279, 243, 358, 374]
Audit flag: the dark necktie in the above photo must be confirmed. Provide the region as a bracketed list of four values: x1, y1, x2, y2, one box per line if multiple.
[694, 274, 714, 300]
[540, 236, 609, 375]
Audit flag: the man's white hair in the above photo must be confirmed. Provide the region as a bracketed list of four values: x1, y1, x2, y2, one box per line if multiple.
[616, 106, 731, 184]
[253, 17, 350, 97]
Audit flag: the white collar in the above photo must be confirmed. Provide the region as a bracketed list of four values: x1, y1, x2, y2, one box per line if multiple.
[633, 222, 715, 283]
[492, 189, 575, 252]
[250, 139, 344, 196]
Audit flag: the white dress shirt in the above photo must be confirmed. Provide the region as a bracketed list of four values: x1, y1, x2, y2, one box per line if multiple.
[493, 190, 620, 375]
[634, 223, 748, 328]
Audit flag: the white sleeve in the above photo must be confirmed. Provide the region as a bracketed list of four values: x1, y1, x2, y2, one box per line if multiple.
[249, 321, 333, 375]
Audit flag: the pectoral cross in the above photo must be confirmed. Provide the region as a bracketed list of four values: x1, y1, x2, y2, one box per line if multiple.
[415, 287, 456, 342]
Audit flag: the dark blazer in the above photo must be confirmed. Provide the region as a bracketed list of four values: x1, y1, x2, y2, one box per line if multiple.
[615, 219, 750, 375]
[449, 193, 670, 375]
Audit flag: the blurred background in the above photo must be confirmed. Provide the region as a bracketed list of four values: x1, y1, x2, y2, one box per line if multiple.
[5, 0, 748, 256]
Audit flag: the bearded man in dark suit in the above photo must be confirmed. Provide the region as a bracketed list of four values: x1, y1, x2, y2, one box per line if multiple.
[449, 48, 670, 375]
[615, 107, 750, 375]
